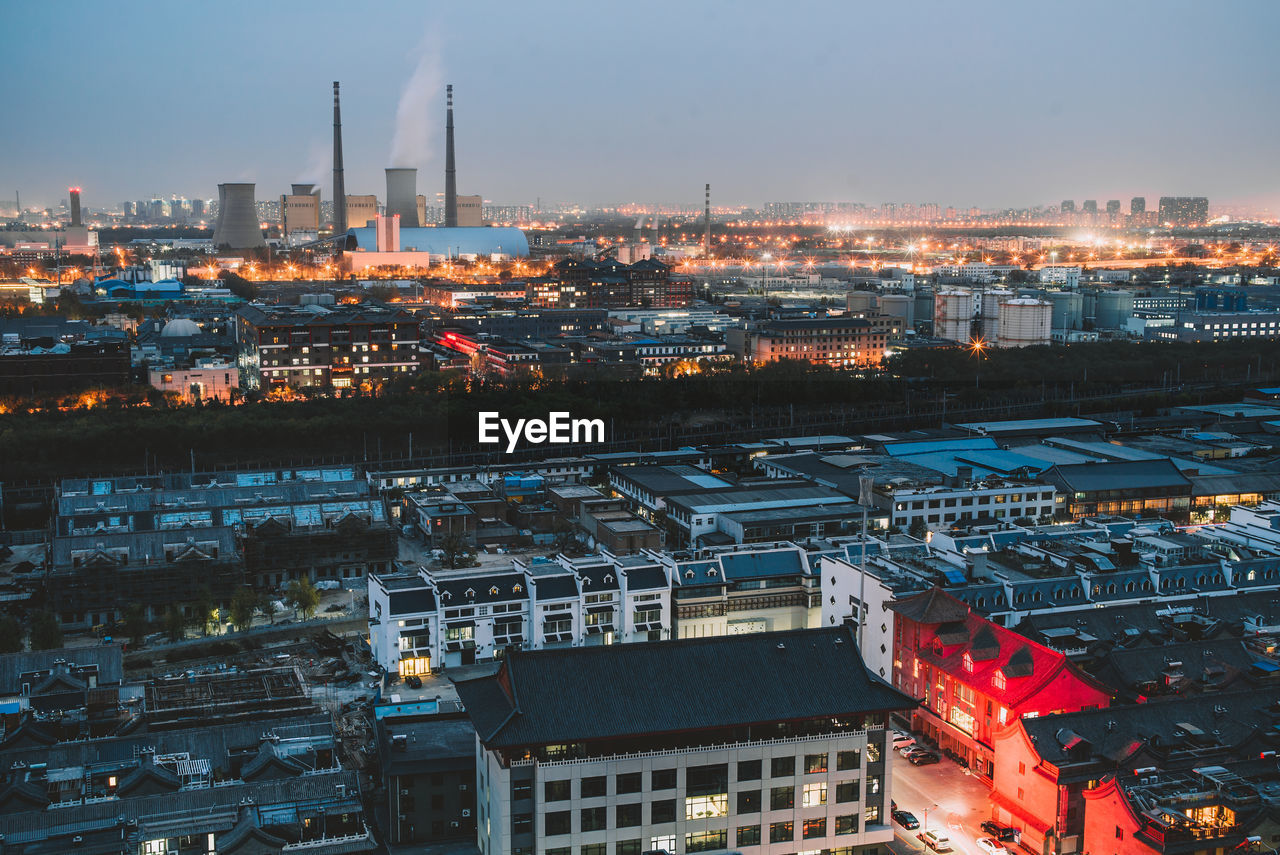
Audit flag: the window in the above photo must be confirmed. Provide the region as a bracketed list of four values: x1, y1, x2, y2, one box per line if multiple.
[544, 811, 571, 836]
[548, 849, 571, 855]
[685, 794, 728, 820]
[803, 817, 827, 839]
[867, 775, 881, 794]
[650, 836, 675, 853]
[805, 752, 828, 774]
[737, 790, 760, 813]
[581, 776, 607, 798]
[836, 781, 860, 803]
[737, 825, 761, 847]
[545, 779, 571, 801]
[770, 786, 795, 810]
[737, 759, 762, 781]
[770, 821, 795, 844]
[802, 782, 827, 807]
[686, 830, 727, 853]
[617, 772, 642, 794]
[836, 814, 859, 835]
[617, 840, 642, 855]
[866, 742, 881, 763]
[865, 805, 880, 823]
[582, 846, 606, 855]
[686, 763, 728, 796]
[771, 756, 795, 777]
[616, 803, 641, 828]
[994, 670, 1007, 690]
[651, 768, 676, 790]
[651, 799, 676, 824]
[837, 749, 861, 771]
[581, 807, 607, 832]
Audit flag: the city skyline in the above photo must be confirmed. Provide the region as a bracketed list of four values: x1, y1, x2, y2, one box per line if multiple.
[3, 0, 1278, 212]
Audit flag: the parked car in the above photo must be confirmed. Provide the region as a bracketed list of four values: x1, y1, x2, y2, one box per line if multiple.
[917, 830, 952, 852]
[976, 838, 1008, 854]
[908, 751, 940, 766]
[405, 674, 423, 689]
[899, 743, 922, 758]
[891, 810, 919, 830]
[981, 821, 1020, 842]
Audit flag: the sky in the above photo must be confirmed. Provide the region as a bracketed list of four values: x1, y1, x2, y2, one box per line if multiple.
[3, 0, 1279, 213]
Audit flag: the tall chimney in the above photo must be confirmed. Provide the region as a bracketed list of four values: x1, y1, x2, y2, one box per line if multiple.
[385, 169, 420, 227]
[69, 187, 82, 227]
[332, 81, 347, 235]
[704, 183, 711, 257]
[444, 84, 457, 228]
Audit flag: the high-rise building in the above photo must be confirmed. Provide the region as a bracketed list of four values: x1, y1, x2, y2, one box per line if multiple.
[1158, 196, 1209, 226]
[1105, 200, 1120, 215]
[1130, 196, 1146, 216]
[1061, 200, 1076, 213]
[1082, 200, 1098, 214]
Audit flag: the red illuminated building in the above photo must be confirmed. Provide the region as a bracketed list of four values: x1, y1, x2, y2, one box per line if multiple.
[889, 587, 1111, 782]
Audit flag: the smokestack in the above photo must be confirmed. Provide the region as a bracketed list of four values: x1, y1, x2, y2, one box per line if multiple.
[69, 187, 82, 227]
[332, 81, 347, 235]
[212, 183, 265, 249]
[385, 168, 420, 227]
[704, 183, 711, 257]
[444, 84, 457, 228]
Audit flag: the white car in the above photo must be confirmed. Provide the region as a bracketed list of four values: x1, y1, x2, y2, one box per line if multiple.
[891, 730, 915, 749]
[976, 838, 1007, 854]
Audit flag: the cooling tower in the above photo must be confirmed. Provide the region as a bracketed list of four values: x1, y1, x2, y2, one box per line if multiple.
[69, 187, 82, 227]
[212, 183, 265, 249]
[385, 168, 420, 227]
[291, 183, 316, 197]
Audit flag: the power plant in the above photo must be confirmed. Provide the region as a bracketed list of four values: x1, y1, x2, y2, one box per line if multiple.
[385, 168, 420, 228]
[444, 84, 457, 228]
[212, 183, 265, 249]
[332, 81, 346, 234]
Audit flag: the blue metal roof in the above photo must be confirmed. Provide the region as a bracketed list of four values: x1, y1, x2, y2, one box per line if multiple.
[348, 226, 530, 258]
[719, 549, 807, 580]
[883, 437, 998, 457]
[954, 449, 1051, 474]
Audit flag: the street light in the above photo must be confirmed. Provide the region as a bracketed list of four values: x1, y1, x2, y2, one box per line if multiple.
[922, 803, 939, 834]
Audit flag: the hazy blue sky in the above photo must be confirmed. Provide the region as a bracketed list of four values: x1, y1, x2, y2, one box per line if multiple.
[4, 0, 1278, 212]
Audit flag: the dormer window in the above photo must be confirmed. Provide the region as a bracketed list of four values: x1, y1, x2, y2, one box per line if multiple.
[685, 569, 695, 579]
[962, 652, 974, 672]
[604, 574, 613, 584]
[513, 584, 522, 593]
[993, 669, 1007, 691]
[465, 588, 476, 598]
[489, 586, 499, 596]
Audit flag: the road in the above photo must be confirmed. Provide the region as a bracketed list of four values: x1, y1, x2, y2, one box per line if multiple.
[887, 752, 994, 855]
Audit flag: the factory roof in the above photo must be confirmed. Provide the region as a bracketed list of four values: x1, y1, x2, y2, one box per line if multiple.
[956, 417, 1103, 436]
[348, 226, 530, 258]
[1042, 459, 1192, 493]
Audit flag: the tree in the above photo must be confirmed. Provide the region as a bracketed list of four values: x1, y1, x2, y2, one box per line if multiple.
[437, 532, 472, 570]
[191, 586, 216, 636]
[286, 578, 321, 621]
[258, 593, 279, 625]
[30, 612, 63, 651]
[0, 617, 22, 654]
[229, 588, 257, 632]
[908, 519, 928, 540]
[163, 607, 186, 643]
[123, 604, 148, 648]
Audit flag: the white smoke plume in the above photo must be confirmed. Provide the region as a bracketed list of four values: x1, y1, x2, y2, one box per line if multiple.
[295, 140, 330, 188]
[390, 32, 444, 170]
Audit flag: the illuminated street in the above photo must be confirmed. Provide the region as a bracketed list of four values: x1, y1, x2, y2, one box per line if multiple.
[889, 754, 993, 855]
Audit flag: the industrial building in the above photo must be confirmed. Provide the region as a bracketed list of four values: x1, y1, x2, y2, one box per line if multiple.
[280, 182, 320, 245]
[211, 183, 265, 249]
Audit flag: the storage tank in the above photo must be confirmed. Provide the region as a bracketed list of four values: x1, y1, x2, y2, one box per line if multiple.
[879, 293, 914, 328]
[915, 288, 935, 332]
[934, 290, 973, 343]
[1049, 291, 1084, 331]
[1096, 290, 1135, 329]
[996, 298, 1052, 348]
[847, 291, 876, 314]
[980, 289, 1012, 346]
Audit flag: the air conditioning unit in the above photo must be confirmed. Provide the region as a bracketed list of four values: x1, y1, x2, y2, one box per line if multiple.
[462, 809, 472, 817]
[400, 789, 411, 796]
[459, 783, 468, 791]
[450, 821, 461, 829]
